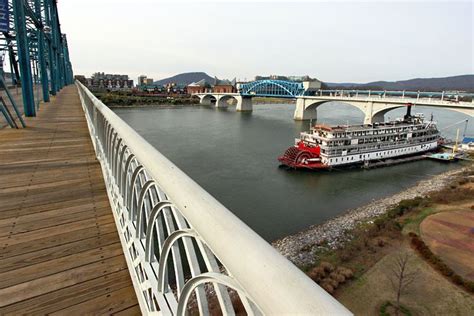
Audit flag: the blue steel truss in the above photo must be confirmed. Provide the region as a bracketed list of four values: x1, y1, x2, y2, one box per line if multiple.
[239, 80, 305, 98]
[0, 0, 73, 119]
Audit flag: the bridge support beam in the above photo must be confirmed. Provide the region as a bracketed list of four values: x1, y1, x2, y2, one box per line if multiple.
[236, 96, 252, 112]
[362, 101, 378, 124]
[294, 98, 317, 121]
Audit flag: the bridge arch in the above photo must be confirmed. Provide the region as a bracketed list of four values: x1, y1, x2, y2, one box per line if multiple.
[199, 94, 216, 106]
[305, 100, 366, 116]
[295, 98, 368, 121]
[371, 104, 407, 123]
[216, 94, 238, 108]
[371, 104, 474, 125]
[239, 80, 304, 98]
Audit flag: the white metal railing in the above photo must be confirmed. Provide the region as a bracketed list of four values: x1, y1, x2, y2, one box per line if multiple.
[76, 81, 352, 316]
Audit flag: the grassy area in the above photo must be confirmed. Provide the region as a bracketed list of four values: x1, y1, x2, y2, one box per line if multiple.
[305, 165, 474, 315]
[337, 246, 474, 315]
[252, 97, 294, 104]
[401, 206, 437, 235]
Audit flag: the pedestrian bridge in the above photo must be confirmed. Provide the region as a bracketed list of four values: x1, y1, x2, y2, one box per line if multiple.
[0, 2, 351, 313]
[0, 82, 352, 315]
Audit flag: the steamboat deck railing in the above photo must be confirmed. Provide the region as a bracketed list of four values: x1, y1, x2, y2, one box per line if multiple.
[76, 81, 352, 315]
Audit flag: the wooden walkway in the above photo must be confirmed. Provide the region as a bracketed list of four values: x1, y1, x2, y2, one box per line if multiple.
[0, 86, 139, 315]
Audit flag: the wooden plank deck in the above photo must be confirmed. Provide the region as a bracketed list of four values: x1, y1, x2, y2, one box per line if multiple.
[0, 85, 139, 315]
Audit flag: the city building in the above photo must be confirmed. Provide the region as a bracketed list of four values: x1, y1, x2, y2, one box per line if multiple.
[212, 77, 237, 93]
[187, 77, 236, 94]
[254, 75, 317, 83]
[138, 75, 147, 86]
[187, 79, 213, 94]
[137, 75, 154, 87]
[85, 72, 134, 90]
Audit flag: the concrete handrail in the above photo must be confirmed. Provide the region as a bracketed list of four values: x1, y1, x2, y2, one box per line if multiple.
[76, 81, 351, 315]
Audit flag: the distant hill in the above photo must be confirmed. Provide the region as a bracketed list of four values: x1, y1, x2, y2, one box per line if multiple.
[326, 75, 474, 92]
[154, 72, 213, 85]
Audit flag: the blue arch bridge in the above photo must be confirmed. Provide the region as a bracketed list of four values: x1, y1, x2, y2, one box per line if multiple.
[239, 79, 306, 98]
[192, 79, 474, 123]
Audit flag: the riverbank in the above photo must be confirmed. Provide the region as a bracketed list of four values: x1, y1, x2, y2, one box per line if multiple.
[108, 103, 199, 109]
[272, 165, 468, 267]
[93, 91, 198, 107]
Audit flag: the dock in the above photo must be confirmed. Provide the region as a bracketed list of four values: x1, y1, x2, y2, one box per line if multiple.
[362, 154, 427, 169]
[0, 86, 139, 314]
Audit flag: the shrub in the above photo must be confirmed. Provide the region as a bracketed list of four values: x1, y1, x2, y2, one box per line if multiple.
[336, 267, 354, 279]
[464, 281, 474, 293]
[331, 272, 346, 284]
[308, 266, 326, 282]
[452, 274, 463, 285]
[430, 187, 474, 204]
[320, 261, 334, 274]
[328, 278, 339, 288]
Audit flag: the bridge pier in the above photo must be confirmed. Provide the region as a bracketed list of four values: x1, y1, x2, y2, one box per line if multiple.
[294, 98, 318, 121]
[367, 111, 386, 124]
[236, 96, 252, 112]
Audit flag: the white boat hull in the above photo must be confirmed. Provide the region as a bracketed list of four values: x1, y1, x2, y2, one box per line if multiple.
[321, 141, 438, 167]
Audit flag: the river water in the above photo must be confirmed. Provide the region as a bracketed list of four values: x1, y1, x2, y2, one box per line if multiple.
[114, 102, 472, 241]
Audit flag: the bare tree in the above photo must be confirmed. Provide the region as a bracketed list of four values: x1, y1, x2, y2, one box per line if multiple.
[387, 252, 418, 316]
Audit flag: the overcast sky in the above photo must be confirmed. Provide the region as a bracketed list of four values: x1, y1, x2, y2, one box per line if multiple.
[58, 0, 473, 83]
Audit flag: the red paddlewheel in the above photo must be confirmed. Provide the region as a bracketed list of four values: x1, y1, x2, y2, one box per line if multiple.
[295, 151, 312, 164]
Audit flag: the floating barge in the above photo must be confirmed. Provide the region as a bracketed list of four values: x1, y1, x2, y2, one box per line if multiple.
[424, 152, 459, 162]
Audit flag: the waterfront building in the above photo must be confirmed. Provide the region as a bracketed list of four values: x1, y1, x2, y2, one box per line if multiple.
[85, 72, 133, 90]
[187, 79, 213, 94]
[213, 77, 237, 93]
[138, 75, 147, 86]
[187, 77, 236, 94]
[138, 75, 154, 87]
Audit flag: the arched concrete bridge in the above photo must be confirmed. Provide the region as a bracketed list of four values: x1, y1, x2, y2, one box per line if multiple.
[294, 95, 474, 123]
[194, 91, 474, 122]
[194, 93, 253, 111]
[192, 80, 474, 122]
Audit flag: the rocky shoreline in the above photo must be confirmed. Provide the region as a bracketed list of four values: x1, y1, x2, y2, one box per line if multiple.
[272, 166, 467, 267]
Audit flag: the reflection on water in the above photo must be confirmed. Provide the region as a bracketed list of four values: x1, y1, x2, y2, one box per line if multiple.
[114, 102, 471, 241]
